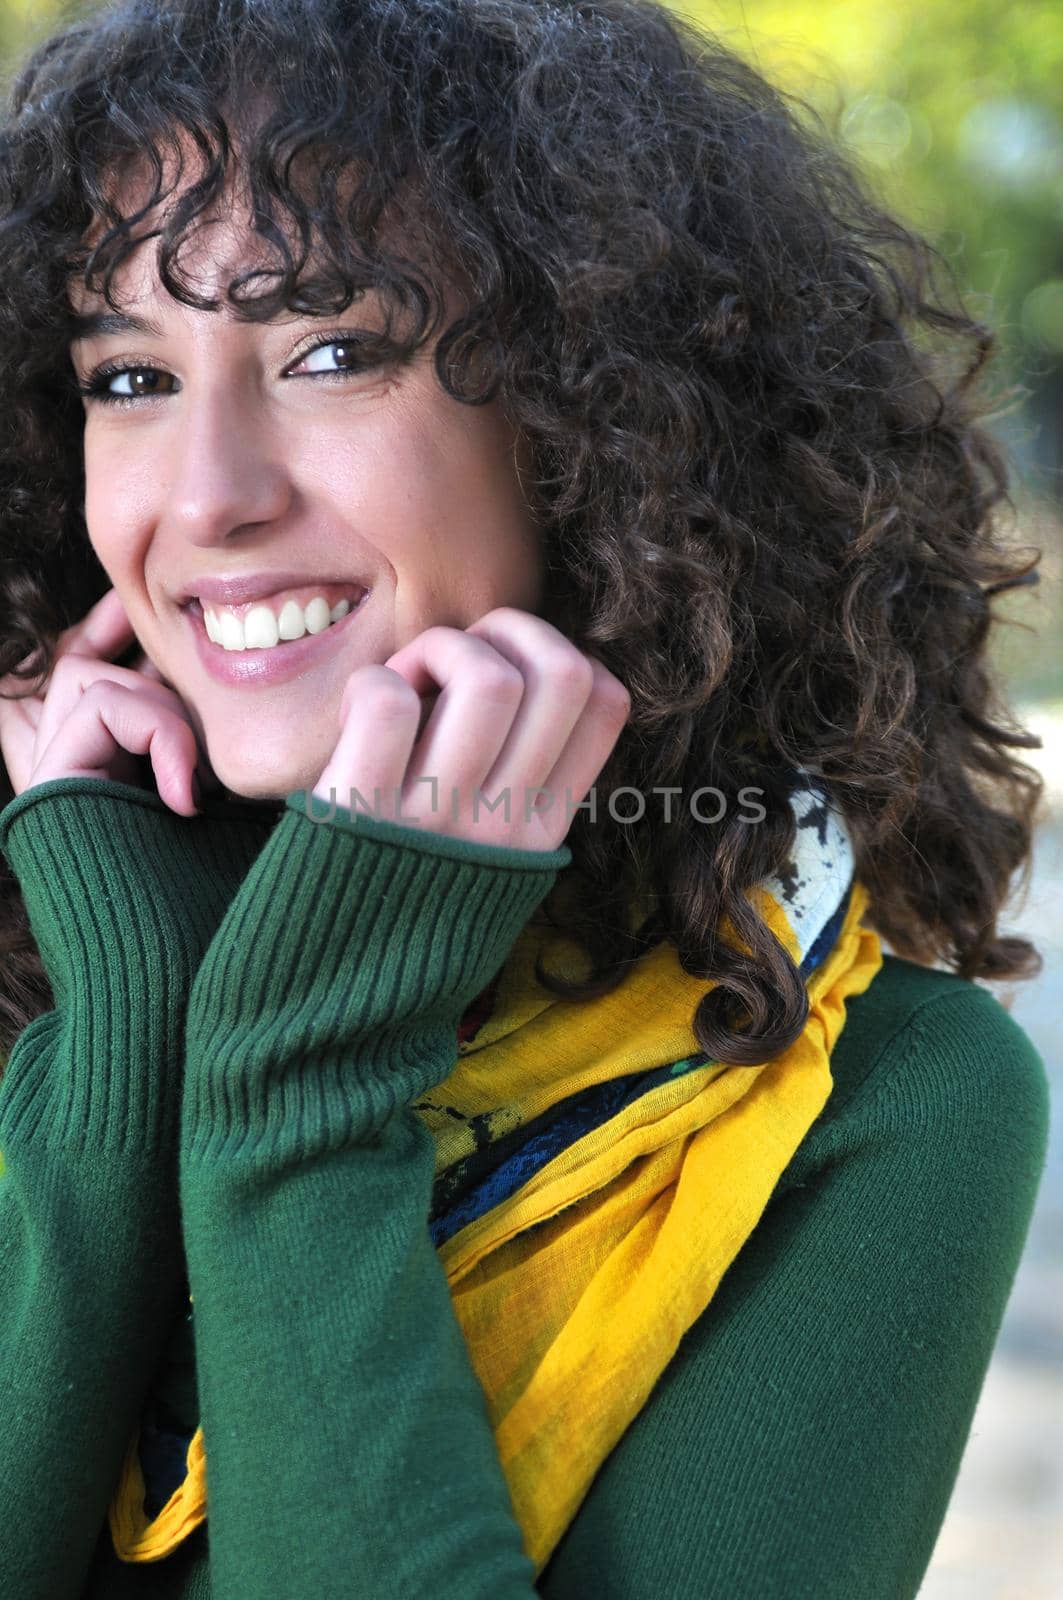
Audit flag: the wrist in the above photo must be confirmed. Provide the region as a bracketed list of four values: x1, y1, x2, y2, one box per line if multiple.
[0, 777, 275, 1064]
[289, 786, 575, 869]
[182, 794, 570, 1162]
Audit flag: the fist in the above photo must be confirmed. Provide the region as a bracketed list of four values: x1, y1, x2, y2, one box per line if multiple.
[312, 608, 632, 853]
[0, 587, 204, 815]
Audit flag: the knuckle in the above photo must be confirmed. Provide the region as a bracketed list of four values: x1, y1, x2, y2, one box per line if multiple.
[75, 673, 113, 703]
[594, 663, 632, 718]
[478, 660, 524, 700]
[551, 650, 595, 698]
[165, 709, 195, 744]
[48, 652, 82, 689]
[144, 681, 185, 718]
[472, 605, 521, 630]
[357, 668, 420, 716]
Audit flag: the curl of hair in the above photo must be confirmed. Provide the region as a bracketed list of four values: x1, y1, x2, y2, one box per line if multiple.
[0, 0, 1045, 1072]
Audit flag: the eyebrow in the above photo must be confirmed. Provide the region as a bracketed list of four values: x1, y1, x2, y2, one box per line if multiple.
[69, 310, 165, 344]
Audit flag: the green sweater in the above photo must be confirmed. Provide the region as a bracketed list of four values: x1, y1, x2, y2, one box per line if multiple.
[0, 777, 1050, 1600]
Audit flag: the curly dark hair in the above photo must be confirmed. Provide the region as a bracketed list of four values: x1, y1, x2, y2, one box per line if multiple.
[0, 0, 1046, 1071]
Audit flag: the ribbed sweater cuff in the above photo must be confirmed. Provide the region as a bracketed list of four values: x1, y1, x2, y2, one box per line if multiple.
[0, 777, 277, 1154]
[181, 790, 571, 1164]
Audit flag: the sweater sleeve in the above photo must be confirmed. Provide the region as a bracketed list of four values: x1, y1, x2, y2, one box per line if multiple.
[537, 983, 1051, 1600]
[177, 791, 571, 1599]
[0, 778, 277, 1600]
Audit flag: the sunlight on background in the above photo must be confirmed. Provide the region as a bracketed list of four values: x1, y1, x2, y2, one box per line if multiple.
[1, 0, 1060, 1594]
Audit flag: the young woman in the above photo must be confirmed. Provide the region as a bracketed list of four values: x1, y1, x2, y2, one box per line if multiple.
[0, 1, 1050, 1596]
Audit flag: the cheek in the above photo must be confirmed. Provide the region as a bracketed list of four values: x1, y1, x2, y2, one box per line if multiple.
[83, 482, 118, 573]
[403, 411, 540, 581]
[82, 439, 148, 571]
[82, 429, 115, 521]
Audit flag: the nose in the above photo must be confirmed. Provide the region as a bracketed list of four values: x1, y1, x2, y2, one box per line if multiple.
[161, 380, 293, 546]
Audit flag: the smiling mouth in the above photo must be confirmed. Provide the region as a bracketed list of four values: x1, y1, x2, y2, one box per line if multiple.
[183, 587, 369, 653]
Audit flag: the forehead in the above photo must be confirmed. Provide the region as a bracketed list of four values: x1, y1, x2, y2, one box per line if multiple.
[68, 126, 458, 321]
[72, 126, 265, 301]
[71, 229, 264, 321]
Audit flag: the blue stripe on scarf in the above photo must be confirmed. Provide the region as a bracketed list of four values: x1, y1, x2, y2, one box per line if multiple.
[802, 878, 853, 975]
[427, 877, 854, 1248]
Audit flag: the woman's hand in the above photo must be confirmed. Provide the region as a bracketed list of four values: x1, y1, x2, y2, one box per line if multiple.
[312, 607, 632, 853]
[0, 586, 204, 816]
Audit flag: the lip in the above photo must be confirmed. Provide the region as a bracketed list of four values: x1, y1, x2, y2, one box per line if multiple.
[176, 569, 374, 607]
[183, 588, 371, 686]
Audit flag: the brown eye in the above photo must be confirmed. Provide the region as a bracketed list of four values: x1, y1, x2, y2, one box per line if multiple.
[120, 368, 172, 396]
[84, 365, 176, 401]
[294, 340, 369, 375]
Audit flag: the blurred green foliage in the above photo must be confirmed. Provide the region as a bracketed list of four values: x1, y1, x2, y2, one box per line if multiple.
[681, 5, 1063, 457]
[0, 0, 68, 62]
[1, 0, 1060, 694]
[677, 1, 1063, 699]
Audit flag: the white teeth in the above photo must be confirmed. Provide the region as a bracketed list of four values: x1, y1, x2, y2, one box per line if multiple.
[203, 594, 356, 652]
[277, 599, 306, 641]
[219, 612, 246, 652]
[304, 597, 333, 635]
[244, 605, 279, 649]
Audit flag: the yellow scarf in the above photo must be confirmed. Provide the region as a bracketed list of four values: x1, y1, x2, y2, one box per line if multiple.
[110, 780, 883, 1575]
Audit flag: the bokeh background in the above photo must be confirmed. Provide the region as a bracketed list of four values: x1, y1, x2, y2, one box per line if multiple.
[2, 0, 1060, 1593]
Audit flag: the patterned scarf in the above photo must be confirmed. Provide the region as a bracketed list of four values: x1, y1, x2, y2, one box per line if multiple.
[109, 773, 884, 1575]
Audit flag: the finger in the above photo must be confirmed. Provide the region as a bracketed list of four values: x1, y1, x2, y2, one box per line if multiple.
[1, 598, 147, 797]
[0, 696, 41, 798]
[532, 655, 632, 825]
[123, 651, 226, 794]
[459, 609, 599, 809]
[314, 665, 424, 820]
[33, 656, 192, 781]
[30, 680, 201, 816]
[2, 588, 136, 694]
[0, 682, 42, 740]
[1, 585, 137, 691]
[383, 627, 526, 818]
[54, 586, 137, 663]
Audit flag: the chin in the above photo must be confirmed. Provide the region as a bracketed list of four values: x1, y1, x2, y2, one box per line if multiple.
[222, 775, 317, 803]
[206, 746, 326, 804]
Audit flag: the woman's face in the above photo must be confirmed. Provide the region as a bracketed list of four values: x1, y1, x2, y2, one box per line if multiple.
[68, 183, 544, 802]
